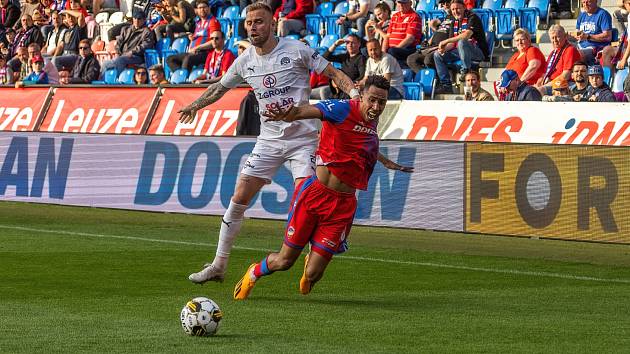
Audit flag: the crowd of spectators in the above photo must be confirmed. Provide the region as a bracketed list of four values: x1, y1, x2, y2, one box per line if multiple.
[0, 0, 628, 102]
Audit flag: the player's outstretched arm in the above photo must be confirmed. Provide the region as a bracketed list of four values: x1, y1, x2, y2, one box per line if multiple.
[262, 104, 323, 123]
[378, 152, 414, 173]
[178, 82, 230, 124]
[322, 64, 361, 99]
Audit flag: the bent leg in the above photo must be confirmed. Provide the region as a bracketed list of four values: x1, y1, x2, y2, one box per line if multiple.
[300, 250, 331, 295]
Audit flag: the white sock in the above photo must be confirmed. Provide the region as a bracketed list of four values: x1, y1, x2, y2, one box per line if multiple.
[211, 201, 247, 272]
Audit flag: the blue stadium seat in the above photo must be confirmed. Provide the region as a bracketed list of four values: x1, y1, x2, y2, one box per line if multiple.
[144, 49, 159, 68]
[170, 68, 189, 84]
[188, 68, 204, 83]
[495, 8, 517, 42]
[518, 8, 539, 41]
[402, 69, 414, 82]
[472, 9, 492, 33]
[161, 49, 176, 78]
[104, 68, 118, 85]
[226, 36, 242, 56]
[285, 34, 300, 40]
[303, 34, 320, 48]
[317, 2, 334, 16]
[603, 66, 613, 86]
[117, 68, 135, 84]
[221, 5, 241, 19]
[526, 0, 550, 24]
[155, 38, 171, 56]
[414, 68, 436, 99]
[403, 82, 423, 100]
[482, 0, 503, 13]
[504, 0, 526, 11]
[612, 68, 629, 92]
[325, 14, 342, 36]
[171, 37, 189, 54]
[333, 1, 349, 15]
[318, 34, 339, 53]
[416, 0, 437, 12]
[218, 18, 230, 37]
[305, 14, 324, 35]
[332, 62, 342, 69]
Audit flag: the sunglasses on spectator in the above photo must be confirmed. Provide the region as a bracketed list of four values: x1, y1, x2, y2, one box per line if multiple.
[136, 71, 147, 75]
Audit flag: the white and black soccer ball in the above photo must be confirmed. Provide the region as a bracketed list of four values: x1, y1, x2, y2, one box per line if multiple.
[180, 297, 222, 337]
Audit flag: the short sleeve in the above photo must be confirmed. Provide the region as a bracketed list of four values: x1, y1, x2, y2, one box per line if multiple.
[381, 55, 395, 74]
[300, 43, 330, 74]
[314, 100, 351, 123]
[599, 10, 612, 31]
[219, 55, 244, 88]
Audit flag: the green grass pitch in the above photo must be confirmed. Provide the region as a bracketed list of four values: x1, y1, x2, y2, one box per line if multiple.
[2, 201, 630, 353]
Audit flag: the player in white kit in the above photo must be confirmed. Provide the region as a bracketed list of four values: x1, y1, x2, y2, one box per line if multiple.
[179, 2, 410, 284]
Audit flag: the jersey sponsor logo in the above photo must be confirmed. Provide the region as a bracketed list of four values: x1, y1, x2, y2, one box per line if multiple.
[262, 74, 277, 88]
[353, 124, 377, 135]
[311, 51, 319, 59]
[247, 66, 255, 73]
[280, 57, 291, 65]
[257, 86, 291, 99]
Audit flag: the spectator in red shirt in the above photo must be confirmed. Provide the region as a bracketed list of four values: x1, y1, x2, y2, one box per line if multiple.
[193, 30, 235, 84]
[505, 29, 546, 85]
[383, 0, 422, 68]
[535, 24, 581, 95]
[166, 0, 220, 72]
[274, 0, 313, 37]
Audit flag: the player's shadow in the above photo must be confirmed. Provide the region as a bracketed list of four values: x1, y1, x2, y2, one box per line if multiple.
[253, 295, 423, 311]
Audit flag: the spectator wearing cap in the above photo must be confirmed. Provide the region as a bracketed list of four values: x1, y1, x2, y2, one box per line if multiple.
[365, 2, 391, 45]
[193, 30, 235, 84]
[542, 78, 572, 101]
[571, 0, 612, 66]
[69, 38, 100, 83]
[52, 10, 88, 71]
[13, 14, 46, 50]
[383, 0, 422, 68]
[15, 55, 48, 87]
[101, 10, 156, 75]
[27, 42, 60, 84]
[337, 0, 376, 39]
[499, 69, 542, 101]
[360, 38, 404, 99]
[149, 64, 169, 85]
[433, 0, 488, 94]
[165, 0, 220, 72]
[274, 0, 313, 37]
[579, 65, 615, 101]
[570, 61, 590, 99]
[320, 34, 366, 99]
[0, 0, 21, 34]
[462, 70, 493, 101]
[536, 25, 581, 95]
[505, 29, 546, 86]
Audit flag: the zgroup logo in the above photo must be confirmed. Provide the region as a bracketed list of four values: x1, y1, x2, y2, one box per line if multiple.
[262, 74, 277, 88]
[280, 57, 291, 65]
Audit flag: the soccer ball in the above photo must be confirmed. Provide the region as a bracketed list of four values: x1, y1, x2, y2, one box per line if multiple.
[180, 297, 223, 336]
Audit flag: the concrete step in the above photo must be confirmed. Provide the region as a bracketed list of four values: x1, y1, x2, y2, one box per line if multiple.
[537, 42, 554, 55]
[483, 67, 504, 82]
[601, 0, 618, 7]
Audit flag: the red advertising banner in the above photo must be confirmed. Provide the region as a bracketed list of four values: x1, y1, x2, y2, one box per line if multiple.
[39, 87, 158, 134]
[146, 87, 249, 136]
[0, 87, 51, 132]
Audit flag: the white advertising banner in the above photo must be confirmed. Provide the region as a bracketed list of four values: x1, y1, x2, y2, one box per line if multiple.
[383, 100, 630, 146]
[0, 133, 464, 231]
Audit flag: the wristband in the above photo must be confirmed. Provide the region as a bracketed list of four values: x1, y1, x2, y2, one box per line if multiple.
[350, 88, 360, 98]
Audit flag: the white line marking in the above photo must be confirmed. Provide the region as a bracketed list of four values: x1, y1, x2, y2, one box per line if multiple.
[2, 224, 630, 284]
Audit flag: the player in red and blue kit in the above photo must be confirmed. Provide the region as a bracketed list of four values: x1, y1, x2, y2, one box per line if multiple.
[233, 75, 414, 300]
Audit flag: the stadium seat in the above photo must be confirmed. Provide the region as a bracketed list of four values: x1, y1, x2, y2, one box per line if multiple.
[156, 38, 171, 56]
[603, 66, 613, 86]
[91, 39, 105, 53]
[108, 11, 125, 25]
[472, 9, 493, 33]
[333, 1, 349, 15]
[495, 8, 517, 43]
[325, 14, 342, 36]
[226, 36, 242, 56]
[402, 69, 414, 82]
[171, 37, 189, 54]
[518, 8, 539, 41]
[305, 14, 324, 35]
[218, 18, 231, 38]
[188, 68, 204, 83]
[303, 34, 320, 48]
[416, 0, 437, 12]
[482, 0, 503, 13]
[318, 34, 339, 53]
[286, 34, 300, 40]
[414, 68, 436, 99]
[170, 68, 189, 84]
[526, 0, 550, 24]
[117, 68, 135, 84]
[104, 68, 118, 85]
[403, 82, 423, 100]
[94, 12, 110, 24]
[144, 49, 159, 68]
[161, 49, 176, 78]
[221, 5, 241, 19]
[317, 1, 334, 16]
[504, 0, 526, 11]
[612, 68, 629, 93]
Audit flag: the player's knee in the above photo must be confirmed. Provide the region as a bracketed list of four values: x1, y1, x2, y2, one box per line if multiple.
[305, 266, 324, 283]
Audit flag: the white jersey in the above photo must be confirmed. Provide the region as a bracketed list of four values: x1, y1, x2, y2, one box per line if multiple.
[221, 37, 329, 142]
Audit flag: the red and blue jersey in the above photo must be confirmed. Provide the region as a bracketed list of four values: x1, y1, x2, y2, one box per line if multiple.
[314, 99, 379, 190]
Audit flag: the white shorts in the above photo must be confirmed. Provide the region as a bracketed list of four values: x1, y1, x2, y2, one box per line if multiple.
[241, 139, 317, 183]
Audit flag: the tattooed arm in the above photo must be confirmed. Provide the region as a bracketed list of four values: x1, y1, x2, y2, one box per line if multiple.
[322, 64, 360, 99]
[178, 82, 230, 123]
